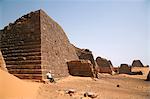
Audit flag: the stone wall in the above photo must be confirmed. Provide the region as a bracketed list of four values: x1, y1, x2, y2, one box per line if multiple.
[67, 60, 94, 77]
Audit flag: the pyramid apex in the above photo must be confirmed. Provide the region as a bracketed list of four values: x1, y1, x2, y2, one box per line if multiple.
[38, 9, 45, 13]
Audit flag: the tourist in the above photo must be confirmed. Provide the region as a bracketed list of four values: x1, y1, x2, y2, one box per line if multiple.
[46, 71, 55, 83]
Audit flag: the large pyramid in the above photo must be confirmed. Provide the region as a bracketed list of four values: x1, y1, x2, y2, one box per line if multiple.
[0, 9, 78, 80]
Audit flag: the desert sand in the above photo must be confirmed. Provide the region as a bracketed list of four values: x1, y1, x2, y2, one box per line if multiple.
[0, 69, 41, 99]
[0, 68, 150, 99]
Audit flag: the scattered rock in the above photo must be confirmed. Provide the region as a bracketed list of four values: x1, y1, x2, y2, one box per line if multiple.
[116, 84, 120, 87]
[65, 89, 76, 96]
[84, 92, 97, 98]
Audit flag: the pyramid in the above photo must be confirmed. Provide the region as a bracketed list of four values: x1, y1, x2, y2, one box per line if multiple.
[119, 64, 131, 74]
[0, 10, 78, 80]
[146, 71, 150, 81]
[96, 57, 114, 74]
[132, 60, 144, 67]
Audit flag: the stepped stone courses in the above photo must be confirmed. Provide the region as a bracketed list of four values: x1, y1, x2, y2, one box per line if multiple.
[132, 60, 144, 67]
[0, 10, 78, 80]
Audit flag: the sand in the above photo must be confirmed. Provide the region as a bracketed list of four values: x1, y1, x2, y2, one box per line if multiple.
[0, 68, 150, 99]
[0, 69, 41, 99]
[37, 74, 150, 99]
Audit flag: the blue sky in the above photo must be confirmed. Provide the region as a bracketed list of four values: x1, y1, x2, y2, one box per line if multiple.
[0, 0, 149, 66]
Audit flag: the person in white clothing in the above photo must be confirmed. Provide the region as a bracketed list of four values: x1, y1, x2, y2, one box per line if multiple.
[46, 71, 55, 83]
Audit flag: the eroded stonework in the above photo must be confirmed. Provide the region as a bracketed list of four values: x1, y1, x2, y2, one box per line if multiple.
[75, 46, 95, 66]
[67, 60, 94, 77]
[96, 57, 114, 74]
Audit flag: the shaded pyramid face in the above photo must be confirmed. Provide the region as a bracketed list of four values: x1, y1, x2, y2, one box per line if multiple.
[0, 10, 78, 80]
[147, 71, 150, 81]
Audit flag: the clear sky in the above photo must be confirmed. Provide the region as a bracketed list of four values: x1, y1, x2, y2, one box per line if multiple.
[0, 0, 149, 66]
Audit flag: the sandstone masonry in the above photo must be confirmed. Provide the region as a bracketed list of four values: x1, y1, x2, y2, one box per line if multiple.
[0, 10, 78, 80]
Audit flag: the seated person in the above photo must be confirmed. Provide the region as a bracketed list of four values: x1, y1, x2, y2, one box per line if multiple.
[46, 71, 55, 83]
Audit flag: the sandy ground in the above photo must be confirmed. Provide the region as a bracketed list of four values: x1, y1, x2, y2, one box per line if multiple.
[37, 74, 150, 99]
[0, 69, 41, 99]
[0, 68, 150, 99]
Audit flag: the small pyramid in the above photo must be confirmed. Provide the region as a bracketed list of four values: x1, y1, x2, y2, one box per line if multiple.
[132, 60, 144, 67]
[119, 64, 131, 74]
[96, 57, 114, 74]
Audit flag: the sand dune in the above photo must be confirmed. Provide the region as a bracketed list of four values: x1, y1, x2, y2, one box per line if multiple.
[0, 69, 40, 99]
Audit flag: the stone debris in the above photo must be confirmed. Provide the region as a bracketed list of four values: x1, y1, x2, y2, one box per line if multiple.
[84, 92, 98, 98]
[116, 84, 120, 87]
[65, 89, 76, 96]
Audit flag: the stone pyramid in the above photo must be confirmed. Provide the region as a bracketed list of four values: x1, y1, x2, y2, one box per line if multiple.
[132, 60, 144, 67]
[146, 71, 150, 81]
[119, 64, 131, 74]
[96, 57, 114, 74]
[0, 9, 78, 80]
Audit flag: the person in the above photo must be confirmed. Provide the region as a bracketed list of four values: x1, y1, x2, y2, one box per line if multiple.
[46, 71, 55, 83]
